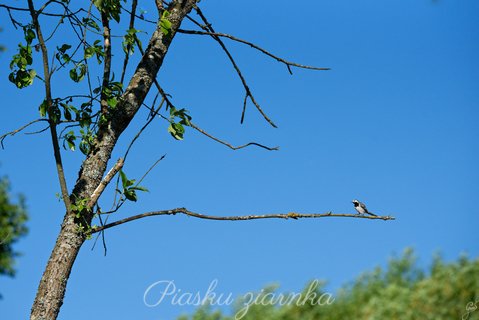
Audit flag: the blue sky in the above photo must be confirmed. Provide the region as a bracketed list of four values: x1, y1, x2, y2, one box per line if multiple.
[1, 0, 478, 319]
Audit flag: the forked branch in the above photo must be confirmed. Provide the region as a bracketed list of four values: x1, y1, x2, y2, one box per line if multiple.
[191, 6, 277, 128]
[0, 119, 48, 148]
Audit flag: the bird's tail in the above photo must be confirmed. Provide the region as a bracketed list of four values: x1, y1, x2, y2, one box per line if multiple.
[367, 211, 377, 217]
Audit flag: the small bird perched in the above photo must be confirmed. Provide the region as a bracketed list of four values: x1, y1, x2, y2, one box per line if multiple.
[352, 199, 377, 216]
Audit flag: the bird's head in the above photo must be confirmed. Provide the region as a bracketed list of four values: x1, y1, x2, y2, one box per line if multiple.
[352, 199, 359, 205]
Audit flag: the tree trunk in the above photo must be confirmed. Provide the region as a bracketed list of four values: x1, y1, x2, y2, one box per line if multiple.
[30, 214, 84, 320]
[30, 2, 197, 319]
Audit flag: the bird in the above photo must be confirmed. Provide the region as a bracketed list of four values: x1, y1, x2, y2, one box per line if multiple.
[352, 199, 377, 216]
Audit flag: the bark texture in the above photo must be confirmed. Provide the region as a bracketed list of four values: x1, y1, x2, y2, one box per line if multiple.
[30, 2, 198, 319]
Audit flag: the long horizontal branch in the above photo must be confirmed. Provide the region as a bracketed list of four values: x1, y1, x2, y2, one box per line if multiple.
[90, 207, 395, 233]
[178, 29, 330, 73]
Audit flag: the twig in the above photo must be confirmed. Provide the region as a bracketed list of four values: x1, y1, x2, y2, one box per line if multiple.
[135, 155, 166, 187]
[189, 122, 279, 151]
[91, 208, 395, 233]
[91, 205, 108, 256]
[25, 125, 50, 135]
[123, 95, 165, 161]
[0, 119, 48, 149]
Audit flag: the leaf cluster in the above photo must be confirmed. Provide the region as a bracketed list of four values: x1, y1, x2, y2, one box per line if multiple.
[117, 170, 148, 202]
[167, 107, 192, 140]
[8, 25, 37, 88]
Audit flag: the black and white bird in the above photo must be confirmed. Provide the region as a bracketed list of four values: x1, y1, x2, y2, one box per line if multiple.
[352, 199, 377, 216]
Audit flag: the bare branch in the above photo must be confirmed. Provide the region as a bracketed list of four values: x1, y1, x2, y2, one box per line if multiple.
[189, 122, 279, 151]
[0, 4, 88, 18]
[91, 207, 395, 233]
[136, 154, 166, 187]
[177, 29, 330, 72]
[0, 119, 48, 149]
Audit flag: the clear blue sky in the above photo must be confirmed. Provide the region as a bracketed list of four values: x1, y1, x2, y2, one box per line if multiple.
[1, 0, 478, 319]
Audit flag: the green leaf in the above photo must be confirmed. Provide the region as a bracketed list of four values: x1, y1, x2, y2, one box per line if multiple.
[160, 10, 172, 37]
[63, 131, 76, 151]
[168, 122, 185, 140]
[84, 46, 95, 59]
[39, 100, 48, 117]
[124, 190, 137, 202]
[69, 68, 78, 82]
[79, 139, 90, 155]
[58, 44, 72, 53]
[67, 140, 76, 151]
[107, 97, 118, 108]
[82, 17, 101, 32]
[63, 108, 72, 121]
[69, 64, 87, 82]
[25, 29, 36, 44]
[119, 170, 128, 189]
[130, 186, 149, 192]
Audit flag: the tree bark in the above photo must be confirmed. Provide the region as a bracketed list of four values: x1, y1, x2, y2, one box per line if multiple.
[30, 2, 197, 319]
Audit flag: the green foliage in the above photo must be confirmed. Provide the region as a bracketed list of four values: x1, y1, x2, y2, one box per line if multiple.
[57, 100, 95, 155]
[160, 10, 172, 38]
[70, 197, 89, 219]
[63, 130, 77, 151]
[118, 170, 148, 202]
[168, 107, 192, 140]
[122, 28, 142, 55]
[8, 25, 37, 88]
[93, 0, 125, 22]
[94, 80, 123, 110]
[55, 43, 72, 65]
[84, 40, 105, 64]
[69, 63, 87, 82]
[82, 17, 101, 32]
[180, 249, 479, 320]
[38, 99, 61, 124]
[0, 177, 28, 279]
[79, 128, 95, 155]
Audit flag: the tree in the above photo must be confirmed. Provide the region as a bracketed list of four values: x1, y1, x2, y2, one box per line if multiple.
[0, 176, 28, 281]
[0, 1, 395, 319]
[179, 249, 479, 320]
